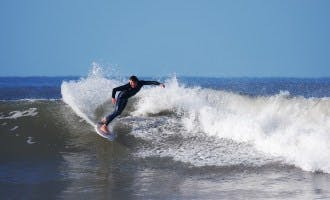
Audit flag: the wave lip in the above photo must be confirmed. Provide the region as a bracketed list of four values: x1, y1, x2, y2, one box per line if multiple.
[61, 64, 122, 125]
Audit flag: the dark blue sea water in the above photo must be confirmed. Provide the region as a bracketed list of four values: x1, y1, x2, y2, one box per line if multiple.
[1, 76, 329, 100]
[1, 76, 330, 199]
[0, 77, 78, 100]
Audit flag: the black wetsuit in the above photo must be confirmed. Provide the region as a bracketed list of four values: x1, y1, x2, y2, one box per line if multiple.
[105, 80, 161, 125]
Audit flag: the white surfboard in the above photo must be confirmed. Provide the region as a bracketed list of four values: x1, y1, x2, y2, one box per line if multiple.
[95, 123, 116, 141]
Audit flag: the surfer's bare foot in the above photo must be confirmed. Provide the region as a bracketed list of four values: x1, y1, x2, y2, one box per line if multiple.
[101, 118, 107, 124]
[100, 124, 109, 134]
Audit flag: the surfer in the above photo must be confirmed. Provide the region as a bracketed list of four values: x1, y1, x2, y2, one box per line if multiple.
[99, 75, 165, 133]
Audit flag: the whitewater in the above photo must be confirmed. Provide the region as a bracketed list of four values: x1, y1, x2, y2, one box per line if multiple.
[61, 67, 330, 174]
[2, 70, 330, 199]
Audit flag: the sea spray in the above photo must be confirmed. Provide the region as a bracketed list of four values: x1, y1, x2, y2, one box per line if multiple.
[61, 64, 122, 125]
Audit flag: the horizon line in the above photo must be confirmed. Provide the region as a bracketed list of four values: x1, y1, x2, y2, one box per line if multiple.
[0, 75, 330, 79]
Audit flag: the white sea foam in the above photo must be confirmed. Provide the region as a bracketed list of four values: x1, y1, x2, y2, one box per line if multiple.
[133, 76, 330, 173]
[26, 136, 36, 144]
[0, 108, 38, 120]
[126, 116, 275, 168]
[10, 126, 19, 131]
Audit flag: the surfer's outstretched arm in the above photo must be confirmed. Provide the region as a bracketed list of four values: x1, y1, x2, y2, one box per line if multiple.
[140, 80, 165, 88]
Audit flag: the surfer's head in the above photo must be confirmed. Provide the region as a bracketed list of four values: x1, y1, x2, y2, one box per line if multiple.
[129, 75, 139, 88]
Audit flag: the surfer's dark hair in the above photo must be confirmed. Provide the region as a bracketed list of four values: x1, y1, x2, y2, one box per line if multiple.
[129, 75, 139, 82]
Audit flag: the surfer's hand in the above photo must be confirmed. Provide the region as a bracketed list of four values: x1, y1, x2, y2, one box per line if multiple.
[112, 98, 116, 104]
[160, 83, 165, 88]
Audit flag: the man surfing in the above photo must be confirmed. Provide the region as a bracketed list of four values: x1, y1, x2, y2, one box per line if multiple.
[99, 75, 165, 134]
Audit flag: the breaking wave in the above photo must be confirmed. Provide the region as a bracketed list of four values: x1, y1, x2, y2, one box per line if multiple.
[60, 66, 330, 173]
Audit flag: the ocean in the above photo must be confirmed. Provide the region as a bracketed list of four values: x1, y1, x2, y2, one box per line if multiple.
[1, 70, 330, 199]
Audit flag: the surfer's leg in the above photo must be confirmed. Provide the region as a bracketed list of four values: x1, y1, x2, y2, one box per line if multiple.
[105, 98, 128, 125]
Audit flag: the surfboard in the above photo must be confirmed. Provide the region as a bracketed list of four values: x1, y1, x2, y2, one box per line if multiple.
[95, 122, 116, 141]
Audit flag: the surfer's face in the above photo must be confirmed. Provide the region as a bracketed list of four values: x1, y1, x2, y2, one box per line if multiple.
[129, 80, 137, 88]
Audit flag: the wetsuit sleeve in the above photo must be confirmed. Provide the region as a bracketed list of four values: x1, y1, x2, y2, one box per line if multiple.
[112, 83, 130, 98]
[140, 80, 161, 86]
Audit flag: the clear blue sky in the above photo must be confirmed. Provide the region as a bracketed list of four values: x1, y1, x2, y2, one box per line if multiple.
[1, 0, 329, 77]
